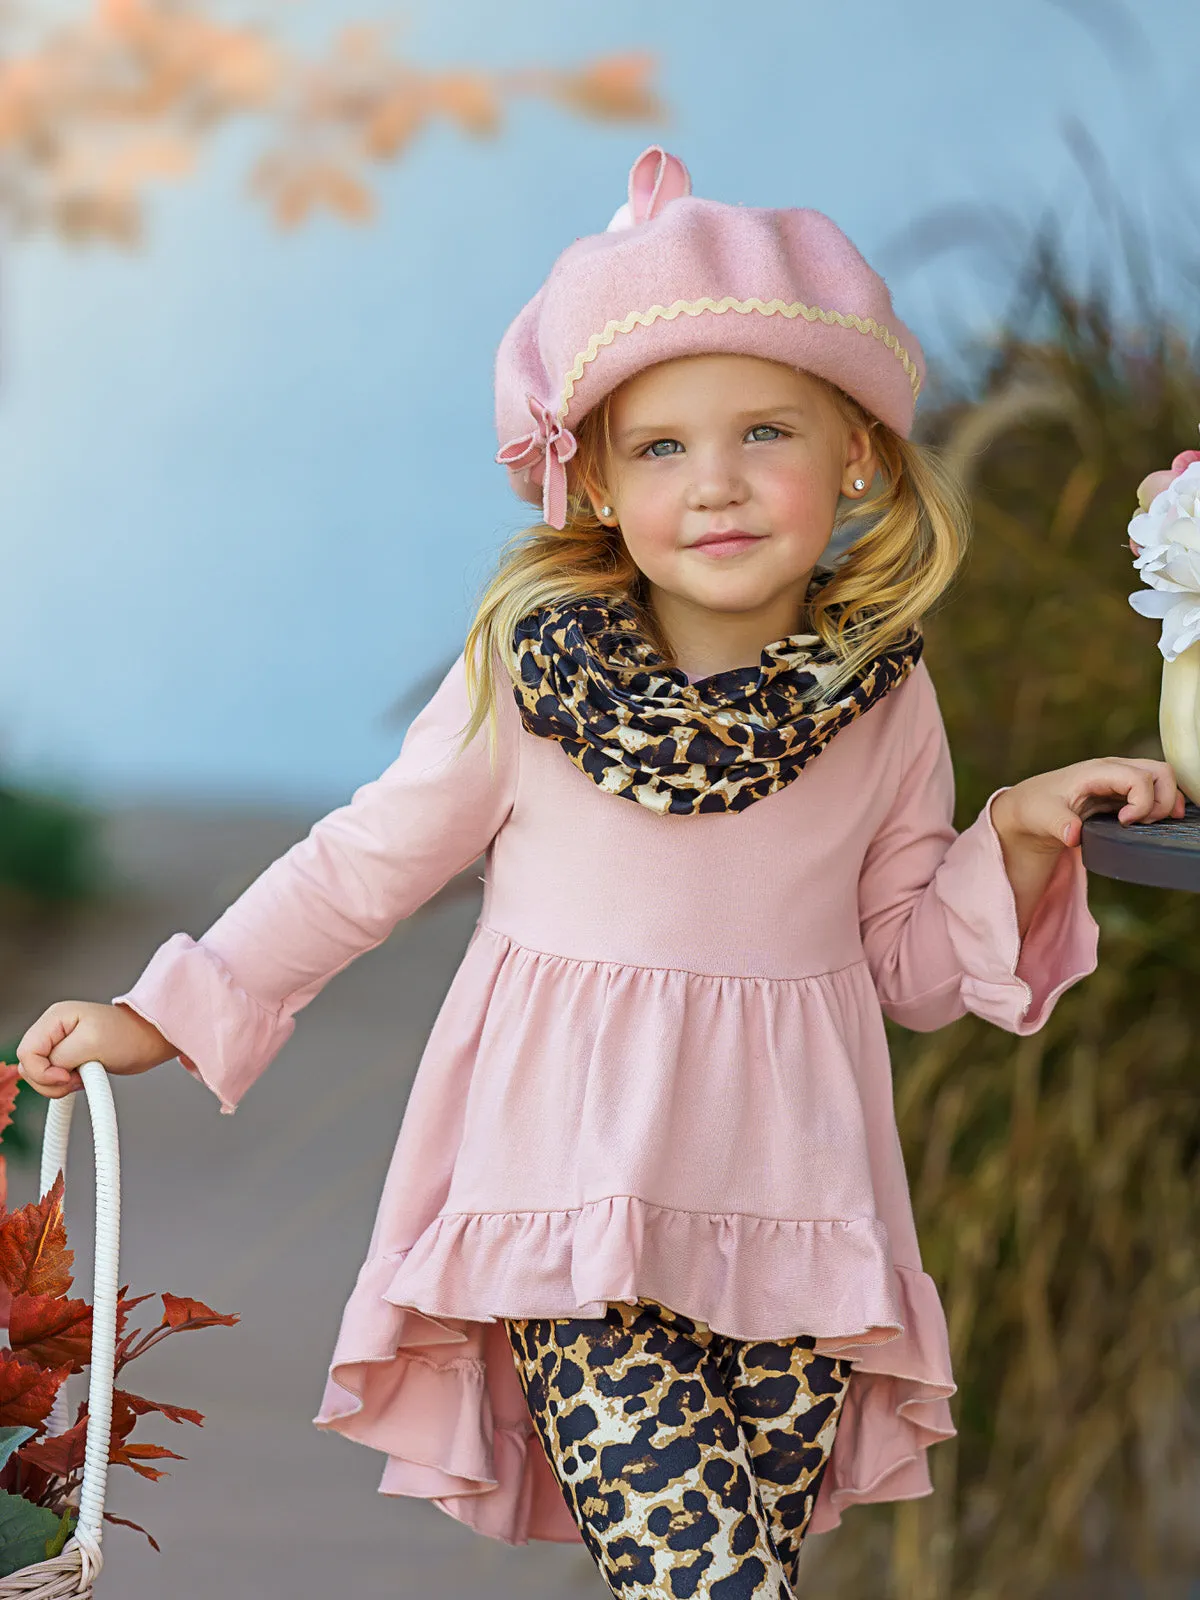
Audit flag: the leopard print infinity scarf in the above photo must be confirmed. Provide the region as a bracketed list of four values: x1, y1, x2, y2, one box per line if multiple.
[511, 570, 924, 817]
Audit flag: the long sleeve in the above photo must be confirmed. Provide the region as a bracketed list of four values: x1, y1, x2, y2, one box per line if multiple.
[112, 649, 520, 1112]
[858, 661, 1099, 1034]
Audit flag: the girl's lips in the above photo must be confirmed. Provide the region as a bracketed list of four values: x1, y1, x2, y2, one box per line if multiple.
[690, 534, 763, 556]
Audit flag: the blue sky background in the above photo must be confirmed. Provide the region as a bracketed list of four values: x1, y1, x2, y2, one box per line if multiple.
[3, 0, 1197, 808]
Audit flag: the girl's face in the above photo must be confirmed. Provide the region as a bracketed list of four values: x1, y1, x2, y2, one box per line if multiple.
[585, 353, 877, 631]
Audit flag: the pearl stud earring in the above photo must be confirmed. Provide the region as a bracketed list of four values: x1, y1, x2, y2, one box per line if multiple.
[852, 479, 866, 492]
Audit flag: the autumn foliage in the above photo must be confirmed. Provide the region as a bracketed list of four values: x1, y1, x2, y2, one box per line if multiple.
[0, 0, 663, 243]
[0, 1062, 237, 1563]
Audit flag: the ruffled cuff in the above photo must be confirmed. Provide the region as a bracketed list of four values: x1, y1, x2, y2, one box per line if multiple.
[933, 787, 1099, 1035]
[112, 932, 295, 1114]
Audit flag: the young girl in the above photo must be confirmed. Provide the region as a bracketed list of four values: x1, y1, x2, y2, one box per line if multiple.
[17, 146, 1183, 1598]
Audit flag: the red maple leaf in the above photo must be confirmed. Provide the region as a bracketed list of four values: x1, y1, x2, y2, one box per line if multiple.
[0, 1061, 20, 1144]
[114, 1288, 154, 1334]
[0, 1175, 238, 1531]
[18, 1418, 87, 1478]
[24, 1386, 202, 1484]
[159, 1294, 238, 1330]
[10, 1455, 55, 1505]
[8, 1293, 93, 1372]
[114, 1389, 203, 1428]
[0, 1349, 70, 1429]
[111, 1287, 155, 1366]
[108, 1391, 138, 1442]
[103, 1512, 160, 1552]
[108, 1441, 185, 1482]
[0, 1174, 73, 1299]
[0, 1062, 19, 1215]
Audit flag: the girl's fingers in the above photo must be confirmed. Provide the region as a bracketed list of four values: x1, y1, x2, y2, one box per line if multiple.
[33, 1079, 78, 1100]
[1124, 759, 1181, 821]
[21, 1058, 71, 1083]
[1070, 760, 1175, 826]
[1116, 768, 1157, 823]
[15, 1045, 77, 1093]
[1034, 759, 1183, 850]
[18, 1010, 88, 1084]
[1076, 792, 1123, 822]
[1080, 759, 1180, 824]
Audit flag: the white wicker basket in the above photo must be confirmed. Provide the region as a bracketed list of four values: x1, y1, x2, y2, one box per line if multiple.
[0, 1062, 120, 1597]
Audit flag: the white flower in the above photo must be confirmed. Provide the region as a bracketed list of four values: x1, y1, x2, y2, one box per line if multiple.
[1129, 587, 1200, 659]
[1128, 459, 1200, 659]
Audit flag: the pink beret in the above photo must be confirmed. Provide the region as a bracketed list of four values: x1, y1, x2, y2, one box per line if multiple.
[494, 145, 927, 529]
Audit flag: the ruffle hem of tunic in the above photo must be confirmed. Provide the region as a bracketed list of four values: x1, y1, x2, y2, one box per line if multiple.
[125, 919, 1032, 1543]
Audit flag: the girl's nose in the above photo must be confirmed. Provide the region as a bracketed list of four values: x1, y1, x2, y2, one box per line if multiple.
[685, 450, 749, 510]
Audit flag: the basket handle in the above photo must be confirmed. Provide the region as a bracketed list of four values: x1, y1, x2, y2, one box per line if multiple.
[38, 1059, 121, 1586]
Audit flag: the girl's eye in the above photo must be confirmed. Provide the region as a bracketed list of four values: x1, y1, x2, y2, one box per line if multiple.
[639, 425, 785, 458]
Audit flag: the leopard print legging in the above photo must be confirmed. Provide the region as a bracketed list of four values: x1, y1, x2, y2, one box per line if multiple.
[504, 1298, 852, 1599]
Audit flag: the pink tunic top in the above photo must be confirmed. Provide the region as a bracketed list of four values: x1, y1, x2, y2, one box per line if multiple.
[113, 648, 1099, 1544]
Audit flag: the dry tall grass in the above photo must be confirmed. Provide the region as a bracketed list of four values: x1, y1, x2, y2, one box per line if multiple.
[819, 217, 1200, 1598]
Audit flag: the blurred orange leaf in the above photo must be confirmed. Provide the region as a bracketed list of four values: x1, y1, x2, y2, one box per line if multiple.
[362, 90, 426, 159]
[428, 71, 500, 137]
[255, 159, 375, 227]
[105, 135, 198, 188]
[0, 4, 663, 244]
[549, 53, 663, 122]
[321, 166, 374, 222]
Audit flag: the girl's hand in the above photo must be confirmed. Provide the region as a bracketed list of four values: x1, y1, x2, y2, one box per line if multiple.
[993, 757, 1184, 853]
[16, 1001, 176, 1100]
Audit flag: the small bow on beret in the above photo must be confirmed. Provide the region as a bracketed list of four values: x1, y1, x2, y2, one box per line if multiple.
[494, 391, 578, 530]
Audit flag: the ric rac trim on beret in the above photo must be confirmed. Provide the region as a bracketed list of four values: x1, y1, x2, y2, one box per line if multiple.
[554, 295, 923, 420]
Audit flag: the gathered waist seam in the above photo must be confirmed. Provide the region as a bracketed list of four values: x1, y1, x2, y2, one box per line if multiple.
[430, 1193, 876, 1225]
[475, 920, 868, 986]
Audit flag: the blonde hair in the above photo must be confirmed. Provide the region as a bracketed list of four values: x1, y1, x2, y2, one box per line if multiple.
[455, 369, 971, 767]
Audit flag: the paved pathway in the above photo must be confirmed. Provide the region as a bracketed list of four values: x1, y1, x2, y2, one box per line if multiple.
[2, 802, 613, 1599]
